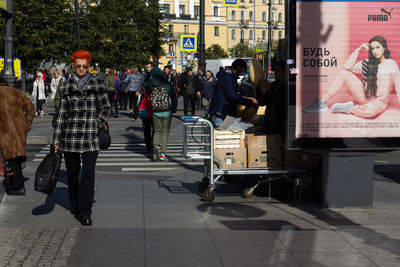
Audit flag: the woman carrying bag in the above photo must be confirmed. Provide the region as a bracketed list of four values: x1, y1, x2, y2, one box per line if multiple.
[52, 50, 110, 226]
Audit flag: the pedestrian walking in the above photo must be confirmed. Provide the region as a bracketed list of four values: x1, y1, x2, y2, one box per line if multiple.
[0, 77, 35, 195]
[52, 50, 110, 226]
[200, 70, 216, 117]
[31, 70, 47, 117]
[126, 66, 142, 121]
[50, 70, 62, 100]
[117, 68, 129, 111]
[104, 68, 118, 117]
[142, 62, 156, 153]
[179, 67, 195, 116]
[149, 68, 177, 161]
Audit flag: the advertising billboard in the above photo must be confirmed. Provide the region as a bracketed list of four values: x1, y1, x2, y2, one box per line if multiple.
[295, 0, 400, 144]
[0, 0, 7, 12]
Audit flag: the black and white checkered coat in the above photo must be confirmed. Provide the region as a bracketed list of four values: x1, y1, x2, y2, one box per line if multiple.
[52, 76, 110, 153]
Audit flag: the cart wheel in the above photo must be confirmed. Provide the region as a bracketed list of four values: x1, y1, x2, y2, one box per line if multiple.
[198, 178, 209, 193]
[202, 188, 215, 202]
[286, 185, 302, 202]
[243, 188, 254, 199]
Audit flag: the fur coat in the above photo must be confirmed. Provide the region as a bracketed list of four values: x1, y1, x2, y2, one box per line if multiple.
[0, 82, 35, 161]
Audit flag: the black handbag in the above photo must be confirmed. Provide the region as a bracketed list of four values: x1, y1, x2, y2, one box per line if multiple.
[34, 147, 62, 195]
[98, 121, 111, 150]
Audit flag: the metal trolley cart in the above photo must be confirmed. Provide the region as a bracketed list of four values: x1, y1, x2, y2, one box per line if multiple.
[181, 116, 307, 202]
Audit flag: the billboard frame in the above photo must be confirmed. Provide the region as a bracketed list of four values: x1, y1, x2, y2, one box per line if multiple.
[286, 0, 400, 150]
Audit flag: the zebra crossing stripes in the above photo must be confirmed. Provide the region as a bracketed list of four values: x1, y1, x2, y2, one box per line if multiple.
[33, 143, 203, 172]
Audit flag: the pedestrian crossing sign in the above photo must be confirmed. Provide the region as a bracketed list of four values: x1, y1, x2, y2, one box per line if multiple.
[180, 35, 197, 52]
[223, 0, 239, 7]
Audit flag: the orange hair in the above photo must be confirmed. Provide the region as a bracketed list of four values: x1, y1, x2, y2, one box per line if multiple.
[71, 50, 91, 64]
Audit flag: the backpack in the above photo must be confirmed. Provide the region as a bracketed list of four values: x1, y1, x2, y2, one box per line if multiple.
[138, 92, 152, 119]
[151, 86, 169, 111]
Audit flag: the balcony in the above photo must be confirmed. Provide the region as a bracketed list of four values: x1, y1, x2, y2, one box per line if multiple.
[164, 14, 176, 20]
[162, 32, 197, 41]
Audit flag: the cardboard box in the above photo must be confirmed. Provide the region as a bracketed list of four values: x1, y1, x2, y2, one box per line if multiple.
[283, 149, 319, 167]
[246, 134, 282, 168]
[214, 148, 247, 169]
[214, 130, 245, 149]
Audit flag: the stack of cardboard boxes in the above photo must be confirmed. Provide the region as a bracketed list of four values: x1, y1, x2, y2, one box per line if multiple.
[213, 130, 318, 170]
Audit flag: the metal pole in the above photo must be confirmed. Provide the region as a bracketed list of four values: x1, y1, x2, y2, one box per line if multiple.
[198, 0, 206, 72]
[4, 0, 16, 87]
[75, 0, 81, 50]
[267, 0, 273, 80]
[226, 7, 229, 55]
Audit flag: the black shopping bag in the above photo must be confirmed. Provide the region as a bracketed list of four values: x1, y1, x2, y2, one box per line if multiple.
[98, 121, 111, 150]
[34, 147, 62, 195]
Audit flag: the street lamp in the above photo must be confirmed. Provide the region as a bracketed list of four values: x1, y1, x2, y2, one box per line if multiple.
[2, 0, 16, 87]
[74, 0, 81, 50]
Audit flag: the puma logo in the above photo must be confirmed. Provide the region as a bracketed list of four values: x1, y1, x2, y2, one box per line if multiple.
[381, 8, 393, 19]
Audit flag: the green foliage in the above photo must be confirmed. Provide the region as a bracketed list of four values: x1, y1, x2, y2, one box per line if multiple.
[230, 43, 255, 58]
[81, 0, 165, 70]
[11, 0, 75, 70]
[0, 0, 164, 71]
[205, 44, 228, 59]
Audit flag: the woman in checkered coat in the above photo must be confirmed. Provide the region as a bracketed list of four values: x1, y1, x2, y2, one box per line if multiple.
[52, 50, 110, 226]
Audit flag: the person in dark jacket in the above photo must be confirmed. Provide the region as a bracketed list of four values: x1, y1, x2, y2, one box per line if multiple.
[256, 61, 286, 135]
[200, 70, 216, 117]
[53, 50, 110, 226]
[142, 62, 156, 152]
[117, 68, 128, 110]
[208, 59, 258, 128]
[179, 67, 196, 116]
[150, 68, 177, 161]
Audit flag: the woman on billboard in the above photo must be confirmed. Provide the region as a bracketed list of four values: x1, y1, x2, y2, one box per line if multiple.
[303, 36, 400, 118]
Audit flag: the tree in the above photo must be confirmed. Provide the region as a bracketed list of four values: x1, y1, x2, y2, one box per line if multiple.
[205, 44, 228, 59]
[230, 43, 255, 58]
[81, 0, 165, 70]
[2, 0, 77, 70]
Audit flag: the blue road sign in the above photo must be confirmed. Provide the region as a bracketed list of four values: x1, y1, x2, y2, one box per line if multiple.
[223, 0, 239, 7]
[170, 51, 175, 57]
[180, 35, 197, 52]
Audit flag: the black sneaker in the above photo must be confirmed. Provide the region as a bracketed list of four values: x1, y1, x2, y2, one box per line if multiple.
[7, 187, 26, 196]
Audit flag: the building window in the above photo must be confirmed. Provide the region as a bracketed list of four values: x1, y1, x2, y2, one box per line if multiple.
[241, 11, 245, 20]
[194, 6, 200, 17]
[249, 0, 254, 3]
[271, 32, 274, 40]
[163, 4, 170, 14]
[179, 5, 185, 15]
[271, 12, 275, 22]
[240, 0, 245, 2]
[232, 29, 236, 40]
[213, 6, 219, 17]
[249, 30, 253, 40]
[168, 44, 174, 54]
[249, 11, 253, 21]
[184, 25, 188, 34]
[168, 24, 173, 34]
[262, 30, 266, 40]
[279, 0, 282, 4]
[262, 0, 266, 3]
[231, 10, 236, 20]
[278, 31, 282, 39]
[262, 12, 266, 22]
[240, 29, 244, 40]
[278, 13, 282, 22]
[214, 26, 219, 36]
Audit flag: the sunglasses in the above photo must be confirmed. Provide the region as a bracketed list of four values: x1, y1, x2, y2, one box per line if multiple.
[75, 64, 88, 69]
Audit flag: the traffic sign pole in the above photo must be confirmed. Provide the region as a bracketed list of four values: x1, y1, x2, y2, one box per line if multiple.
[3, 0, 15, 87]
[198, 0, 206, 73]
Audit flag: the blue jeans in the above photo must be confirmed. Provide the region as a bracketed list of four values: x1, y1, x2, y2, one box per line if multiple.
[211, 115, 223, 129]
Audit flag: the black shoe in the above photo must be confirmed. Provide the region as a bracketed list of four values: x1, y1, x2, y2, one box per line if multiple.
[80, 218, 92, 226]
[70, 200, 77, 215]
[7, 187, 26, 196]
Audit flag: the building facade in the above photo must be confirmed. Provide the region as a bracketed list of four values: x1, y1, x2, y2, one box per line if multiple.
[159, 0, 285, 72]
